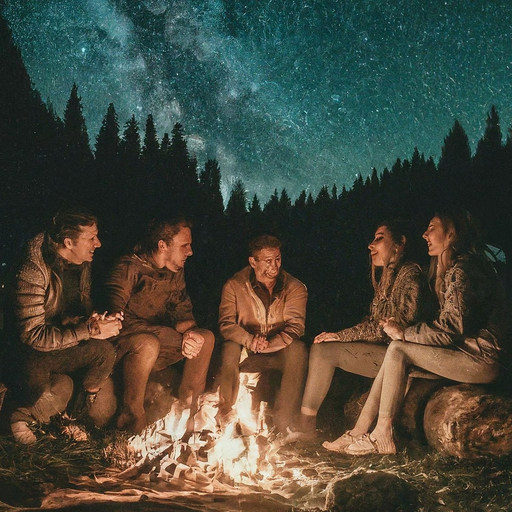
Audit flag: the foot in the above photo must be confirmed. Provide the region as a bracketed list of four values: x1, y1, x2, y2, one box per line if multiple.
[282, 427, 317, 445]
[11, 421, 37, 445]
[116, 409, 147, 435]
[344, 433, 397, 456]
[322, 431, 359, 453]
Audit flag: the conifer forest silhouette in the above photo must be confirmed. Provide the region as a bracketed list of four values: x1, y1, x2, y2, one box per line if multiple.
[1, 10, 512, 346]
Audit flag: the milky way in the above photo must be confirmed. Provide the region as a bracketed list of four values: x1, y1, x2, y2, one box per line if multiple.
[4, 0, 512, 201]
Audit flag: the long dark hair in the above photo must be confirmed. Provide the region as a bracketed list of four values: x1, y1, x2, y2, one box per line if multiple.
[371, 218, 422, 298]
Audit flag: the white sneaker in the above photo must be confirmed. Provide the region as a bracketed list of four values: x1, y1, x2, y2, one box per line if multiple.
[11, 421, 37, 445]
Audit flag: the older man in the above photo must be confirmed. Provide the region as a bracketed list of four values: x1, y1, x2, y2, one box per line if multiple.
[7, 208, 120, 444]
[105, 217, 215, 434]
[217, 235, 308, 434]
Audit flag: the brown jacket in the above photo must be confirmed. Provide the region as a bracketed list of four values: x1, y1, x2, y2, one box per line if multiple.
[10, 233, 92, 351]
[105, 253, 195, 332]
[219, 266, 307, 348]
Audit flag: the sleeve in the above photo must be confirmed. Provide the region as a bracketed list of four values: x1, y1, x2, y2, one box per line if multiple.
[390, 264, 424, 327]
[13, 263, 89, 352]
[269, 280, 307, 346]
[171, 270, 195, 326]
[336, 264, 423, 343]
[218, 280, 254, 348]
[404, 267, 470, 346]
[104, 258, 137, 315]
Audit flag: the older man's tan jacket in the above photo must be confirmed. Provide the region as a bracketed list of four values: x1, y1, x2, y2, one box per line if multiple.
[218, 266, 307, 348]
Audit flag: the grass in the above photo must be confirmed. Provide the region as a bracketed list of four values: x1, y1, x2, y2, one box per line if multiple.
[0, 422, 512, 511]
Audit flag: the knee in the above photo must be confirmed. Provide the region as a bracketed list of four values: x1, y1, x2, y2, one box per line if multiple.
[385, 340, 408, 362]
[286, 339, 308, 362]
[88, 339, 116, 367]
[119, 333, 160, 361]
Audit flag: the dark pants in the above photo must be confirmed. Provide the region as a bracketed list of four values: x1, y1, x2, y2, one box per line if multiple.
[217, 339, 308, 432]
[12, 339, 116, 425]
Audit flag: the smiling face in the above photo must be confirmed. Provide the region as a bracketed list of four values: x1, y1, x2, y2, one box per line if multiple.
[249, 247, 282, 285]
[368, 225, 399, 267]
[422, 216, 453, 257]
[160, 226, 193, 272]
[61, 223, 101, 264]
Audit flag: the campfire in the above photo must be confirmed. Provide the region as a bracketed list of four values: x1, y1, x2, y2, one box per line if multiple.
[124, 372, 280, 491]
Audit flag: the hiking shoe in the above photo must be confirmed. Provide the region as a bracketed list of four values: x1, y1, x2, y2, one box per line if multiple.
[11, 421, 37, 445]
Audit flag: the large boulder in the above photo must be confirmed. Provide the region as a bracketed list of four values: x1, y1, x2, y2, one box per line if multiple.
[325, 470, 418, 512]
[423, 384, 512, 459]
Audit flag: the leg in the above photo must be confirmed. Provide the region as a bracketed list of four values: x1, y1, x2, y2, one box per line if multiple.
[348, 341, 500, 455]
[11, 373, 74, 444]
[301, 342, 387, 431]
[179, 328, 215, 409]
[216, 341, 243, 414]
[115, 332, 160, 433]
[272, 339, 308, 433]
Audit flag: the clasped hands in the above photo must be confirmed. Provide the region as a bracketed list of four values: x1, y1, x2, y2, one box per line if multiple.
[182, 330, 205, 359]
[89, 311, 124, 339]
[249, 334, 269, 353]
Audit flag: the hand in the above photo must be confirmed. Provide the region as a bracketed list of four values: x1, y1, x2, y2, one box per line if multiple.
[314, 332, 341, 344]
[182, 330, 205, 359]
[380, 317, 404, 340]
[249, 334, 268, 353]
[89, 311, 123, 340]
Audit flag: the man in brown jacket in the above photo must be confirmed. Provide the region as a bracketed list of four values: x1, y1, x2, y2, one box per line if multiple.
[105, 217, 214, 435]
[217, 235, 308, 434]
[7, 208, 120, 444]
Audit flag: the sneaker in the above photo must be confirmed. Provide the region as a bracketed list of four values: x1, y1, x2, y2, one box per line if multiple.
[11, 421, 37, 445]
[344, 433, 397, 456]
[322, 430, 358, 453]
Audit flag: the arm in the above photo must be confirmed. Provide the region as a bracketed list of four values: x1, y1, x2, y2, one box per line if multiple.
[261, 279, 307, 353]
[218, 280, 254, 349]
[13, 262, 90, 351]
[320, 264, 423, 344]
[404, 266, 471, 346]
[104, 258, 136, 316]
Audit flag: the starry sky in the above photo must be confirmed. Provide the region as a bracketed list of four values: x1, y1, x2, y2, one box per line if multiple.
[3, 0, 512, 201]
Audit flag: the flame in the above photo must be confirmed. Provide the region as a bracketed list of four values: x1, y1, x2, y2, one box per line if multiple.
[127, 371, 277, 487]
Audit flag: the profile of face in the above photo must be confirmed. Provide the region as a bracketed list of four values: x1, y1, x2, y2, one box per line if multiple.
[249, 247, 282, 284]
[63, 223, 101, 265]
[422, 216, 453, 257]
[368, 225, 401, 267]
[160, 226, 193, 272]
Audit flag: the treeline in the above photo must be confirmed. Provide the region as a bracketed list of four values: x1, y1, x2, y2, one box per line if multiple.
[1, 12, 512, 338]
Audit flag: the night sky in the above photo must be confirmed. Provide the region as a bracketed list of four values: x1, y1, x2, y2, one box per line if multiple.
[4, 0, 512, 201]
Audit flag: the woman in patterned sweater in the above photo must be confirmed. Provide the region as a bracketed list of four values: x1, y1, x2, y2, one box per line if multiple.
[291, 218, 428, 443]
[340, 210, 508, 455]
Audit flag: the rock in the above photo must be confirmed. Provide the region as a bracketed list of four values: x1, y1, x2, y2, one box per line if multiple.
[423, 384, 512, 459]
[325, 470, 418, 512]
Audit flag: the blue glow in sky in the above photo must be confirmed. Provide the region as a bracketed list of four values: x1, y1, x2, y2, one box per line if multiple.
[4, 0, 512, 201]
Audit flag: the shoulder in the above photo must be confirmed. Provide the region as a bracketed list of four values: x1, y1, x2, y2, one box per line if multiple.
[395, 261, 423, 284]
[282, 270, 307, 292]
[224, 266, 251, 288]
[16, 234, 49, 281]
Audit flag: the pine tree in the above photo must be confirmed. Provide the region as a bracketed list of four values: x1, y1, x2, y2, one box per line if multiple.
[142, 114, 159, 157]
[63, 83, 93, 170]
[95, 103, 120, 168]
